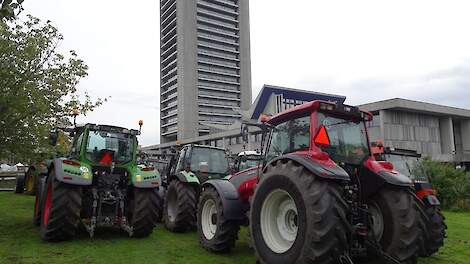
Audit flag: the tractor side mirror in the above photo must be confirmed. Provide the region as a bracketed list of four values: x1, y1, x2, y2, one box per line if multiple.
[241, 125, 249, 143]
[49, 130, 58, 146]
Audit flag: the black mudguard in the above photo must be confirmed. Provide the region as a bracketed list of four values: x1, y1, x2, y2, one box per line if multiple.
[202, 180, 246, 221]
[266, 154, 350, 181]
[360, 168, 412, 199]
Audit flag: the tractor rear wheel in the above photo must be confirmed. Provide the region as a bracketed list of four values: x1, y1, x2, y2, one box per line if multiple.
[128, 187, 159, 238]
[367, 187, 419, 264]
[40, 171, 82, 241]
[250, 160, 349, 264]
[416, 202, 447, 256]
[163, 180, 197, 232]
[197, 185, 240, 253]
[15, 173, 25, 193]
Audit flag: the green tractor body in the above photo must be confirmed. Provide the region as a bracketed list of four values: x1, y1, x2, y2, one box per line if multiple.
[35, 123, 161, 241]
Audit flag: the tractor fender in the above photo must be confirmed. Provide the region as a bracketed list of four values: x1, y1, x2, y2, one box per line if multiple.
[202, 180, 246, 221]
[173, 171, 200, 184]
[266, 154, 350, 181]
[51, 158, 92, 186]
[360, 159, 413, 199]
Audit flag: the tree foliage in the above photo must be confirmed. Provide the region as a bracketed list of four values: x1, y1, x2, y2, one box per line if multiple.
[422, 159, 470, 210]
[0, 15, 105, 162]
[0, 0, 23, 20]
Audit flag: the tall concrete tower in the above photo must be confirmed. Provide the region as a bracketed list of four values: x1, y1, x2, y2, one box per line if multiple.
[160, 0, 252, 143]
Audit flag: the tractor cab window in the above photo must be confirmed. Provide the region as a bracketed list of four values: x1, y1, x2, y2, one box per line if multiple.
[70, 131, 84, 158]
[85, 130, 134, 164]
[190, 147, 229, 175]
[238, 155, 262, 171]
[175, 147, 188, 172]
[316, 113, 369, 165]
[267, 115, 310, 161]
[384, 154, 428, 182]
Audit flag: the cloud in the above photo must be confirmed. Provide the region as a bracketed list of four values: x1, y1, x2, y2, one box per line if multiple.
[291, 59, 470, 110]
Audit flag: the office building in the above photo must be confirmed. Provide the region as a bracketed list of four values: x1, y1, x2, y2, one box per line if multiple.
[160, 0, 252, 143]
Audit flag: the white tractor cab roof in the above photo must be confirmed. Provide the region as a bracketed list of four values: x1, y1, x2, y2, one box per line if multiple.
[238, 151, 260, 156]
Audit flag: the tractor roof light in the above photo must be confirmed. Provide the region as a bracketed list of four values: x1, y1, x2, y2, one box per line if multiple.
[319, 102, 336, 111]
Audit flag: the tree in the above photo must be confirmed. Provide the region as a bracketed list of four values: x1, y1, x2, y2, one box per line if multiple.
[0, 15, 105, 162]
[0, 0, 23, 20]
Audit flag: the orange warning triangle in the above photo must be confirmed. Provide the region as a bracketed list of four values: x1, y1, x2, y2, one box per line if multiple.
[315, 125, 330, 145]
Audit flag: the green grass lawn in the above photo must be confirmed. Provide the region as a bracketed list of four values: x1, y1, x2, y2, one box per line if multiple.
[0, 192, 469, 264]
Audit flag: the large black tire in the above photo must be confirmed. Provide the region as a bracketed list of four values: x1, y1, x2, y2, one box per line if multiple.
[33, 176, 46, 226]
[367, 188, 419, 264]
[40, 171, 82, 241]
[155, 188, 165, 223]
[416, 201, 447, 257]
[197, 185, 240, 253]
[250, 160, 349, 264]
[15, 173, 25, 193]
[128, 187, 159, 238]
[163, 180, 197, 232]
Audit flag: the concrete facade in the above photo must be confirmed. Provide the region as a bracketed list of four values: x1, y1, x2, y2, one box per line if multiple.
[160, 0, 252, 143]
[359, 98, 470, 164]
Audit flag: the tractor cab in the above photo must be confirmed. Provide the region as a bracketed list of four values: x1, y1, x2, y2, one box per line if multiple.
[173, 144, 230, 183]
[68, 124, 139, 166]
[256, 101, 412, 198]
[373, 145, 429, 183]
[234, 151, 262, 172]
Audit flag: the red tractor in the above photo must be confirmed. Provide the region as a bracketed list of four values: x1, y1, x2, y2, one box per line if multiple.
[372, 144, 447, 256]
[197, 100, 421, 264]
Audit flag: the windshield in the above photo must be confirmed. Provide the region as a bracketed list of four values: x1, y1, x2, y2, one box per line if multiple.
[190, 147, 229, 174]
[317, 113, 369, 165]
[384, 154, 429, 182]
[267, 115, 310, 161]
[85, 130, 134, 164]
[239, 155, 262, 171]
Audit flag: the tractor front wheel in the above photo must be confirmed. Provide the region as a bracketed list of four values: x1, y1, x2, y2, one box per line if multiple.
[40, 171, 82, 241]
[368, 187, 419, 264]
[15, 173, 25, 194]
[197, 185, 240, 253]
[416, 201, 447, 256]
[128, 187, 159, 238]
[250, 160, 349, 264]
[163, 180, 197, 232]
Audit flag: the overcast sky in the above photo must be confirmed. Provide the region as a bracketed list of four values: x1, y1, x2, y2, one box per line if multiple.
[23, 0, 470, 146]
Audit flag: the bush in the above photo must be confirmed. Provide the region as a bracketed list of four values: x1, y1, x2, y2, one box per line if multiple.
[422, 159, 470, 210]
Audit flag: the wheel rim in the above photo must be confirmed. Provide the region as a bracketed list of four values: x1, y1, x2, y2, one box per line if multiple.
[26, 173, 34, 192]
[201, 198, 217, 240]
[43, 181, 52, 226]
[369, 202, 384, 242]
[260, 189, 298, 254]
[166, 186, 178, 222]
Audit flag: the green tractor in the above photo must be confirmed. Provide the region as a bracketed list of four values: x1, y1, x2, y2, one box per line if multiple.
[34, 123, 161, 241]
[15, 158, 50, 195]
[162, 144, 230, 232]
